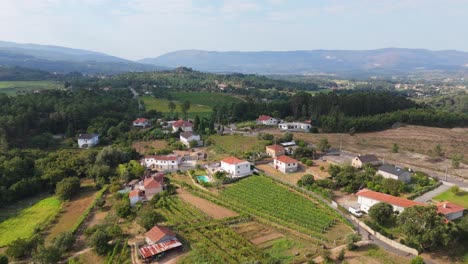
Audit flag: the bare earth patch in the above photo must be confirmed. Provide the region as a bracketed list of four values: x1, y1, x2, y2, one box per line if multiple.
[177, 189, 238, 219]
[132, 140, 168, 155]
[250, 232, 285, 245]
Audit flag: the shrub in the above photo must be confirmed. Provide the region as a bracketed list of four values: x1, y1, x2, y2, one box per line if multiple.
[55, 177, 80, 200]
[306, 160, 314, 166]
[450, 185, 460, 195]
[337, 248, 346, 261]
[410, 256, 425, 264]
[346, 233, 361, 251]
[369, 202, 394, 225]
[0, 254, 8, 264]
[319, 166, 325, 171]
[53, 232, 75, 253]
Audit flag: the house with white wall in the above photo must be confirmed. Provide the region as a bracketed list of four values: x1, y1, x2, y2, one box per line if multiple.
[278, 122, 311, 132]
[172, 119, 193, 132]
[133, 118, 150, 128]
[377, 164, 411, 183]
[128, 189, 146, 206]
[356, 189, 424, 213]
[436, 201, 465, 221]
[180, 131, 202, 147]
[266, 144, 285, 158]
[77, 133, 99, 148]
[274, 155, 298, 173]
[256, 115, 279, 125]
[351, 155, 381, 168]
[141, 155, 181, 171]
[220, 157, 252, 178]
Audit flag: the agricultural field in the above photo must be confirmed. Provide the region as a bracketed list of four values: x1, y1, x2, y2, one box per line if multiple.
[0, 197, 62, 247]
[171, 92, 243, 107]
[141, 96, 212, 118]
[131, 140, 168, 155]
[207, 134, 270, 159]
[433, 189, 468, 208]
[219, 176, 351, 240]
[0, 80, 62, 96]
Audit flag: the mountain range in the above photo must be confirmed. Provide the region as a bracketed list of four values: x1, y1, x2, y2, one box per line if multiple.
[1, 40, 468, 76]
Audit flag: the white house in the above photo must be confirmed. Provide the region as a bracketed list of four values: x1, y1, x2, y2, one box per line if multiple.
[172, 119, 193, 132]
[278, 122, 311, 132]
[180, 131, 202, 147]
[141, 155, 181, 171]
[145, 226, 178, 245]
[274, 155, 298, 173]
[77, 134, 99, 148]
[256, 115, 279, 125]
[436, 201, 465, 221]
[351, 155, 381, 168]
[133, 118, 150, 128]
[128, 189, 146, 206]
[220, 157, 252, 178]
[377, 164, 412, 183]
[356, 189, 424, 213]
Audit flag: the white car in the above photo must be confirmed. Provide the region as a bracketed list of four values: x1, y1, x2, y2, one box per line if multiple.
[348, 206, 363, 217]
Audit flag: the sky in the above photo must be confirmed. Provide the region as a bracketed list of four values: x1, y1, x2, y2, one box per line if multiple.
[1, 0, 468, 60]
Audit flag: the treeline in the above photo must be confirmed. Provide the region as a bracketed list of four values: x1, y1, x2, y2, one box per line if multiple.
[0, 66, 55, 81]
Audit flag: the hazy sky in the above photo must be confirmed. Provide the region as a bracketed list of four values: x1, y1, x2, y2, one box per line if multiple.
[1, 0, 467, 60]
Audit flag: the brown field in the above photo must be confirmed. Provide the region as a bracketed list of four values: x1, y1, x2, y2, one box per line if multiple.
[257, 161, 331, 185]
[44, 187, 99, 245]
[177, 188, 238, 219]
[132, 140, 168, 155]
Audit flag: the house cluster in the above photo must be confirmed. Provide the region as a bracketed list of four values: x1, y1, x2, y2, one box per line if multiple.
[351, 154, 411, 183]
[266, 144, 299, 174]
[128, 172, 165, 206]
[138, 225, 182, 261]
[255, 115, 312, 132]
[356, 188, 465, 221]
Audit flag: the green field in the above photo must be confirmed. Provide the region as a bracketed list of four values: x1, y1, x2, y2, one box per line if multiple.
[208, 134, 269, 157]
[0, 81, 62, 96]
[171, 92, 243, 107]
[0, 197, 62, 246]
[434, 189, 468, 208]
[141, 96, 212, 118]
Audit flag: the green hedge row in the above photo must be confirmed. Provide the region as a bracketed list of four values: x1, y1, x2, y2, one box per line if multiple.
[71, 185, 108, 235]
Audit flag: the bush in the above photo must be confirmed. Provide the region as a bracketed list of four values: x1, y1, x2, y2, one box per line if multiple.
[300, 174, 315, 186]
[346, 233, 361, 251]
[88, 229, 111, 255]
[450, 185, 460, 195]
[0, 254, 8, 264]
[33, 245, 61, 264]
[55, 177, 80, 200]
[53, 232, 75, 253]
[369, 202, 394, 225]
[337, 248, 345, 261]
[138, 207, 163, 230]
[306, 160, 314, 166]
[5, 238, 36, 259]
[113, 199, 132, 218]
[410, 256, 425, 264]
[319, 166, 325, 171]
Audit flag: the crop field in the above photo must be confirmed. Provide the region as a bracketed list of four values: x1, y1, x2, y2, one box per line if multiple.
[141, 96, 212, 118]
[0, 197, 62, 247]
[156, 196, 268, 264]
[208, 134, 270, 157]
[220, 176, 344, 239]
[434, 189, 468, 208]
[171, 92, 243, 107]
[0, 81, 62, 96]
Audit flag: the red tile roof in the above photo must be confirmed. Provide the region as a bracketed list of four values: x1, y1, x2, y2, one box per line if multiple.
[436, 201, 465, 215]
[145, 155, 178, 161]
[144, 178, 162, 189]
[257, 115, 273, 121]
[266, 144, 285, 152]
[275, 155, 298, 164]
[172, 119, 193, 127]
[356, 189, 425, 208]
[221, 157, 244, 164]
[133, 118, 148, 123]
[128, 189, 144, 198]
[139, 238, 182, 259]
[145, 226, 176, 244]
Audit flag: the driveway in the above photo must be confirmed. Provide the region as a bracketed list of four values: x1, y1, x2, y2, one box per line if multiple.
[413, 184, 451, 203]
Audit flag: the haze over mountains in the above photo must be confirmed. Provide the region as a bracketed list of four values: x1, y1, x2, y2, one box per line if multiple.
[1, 40, 468, 76]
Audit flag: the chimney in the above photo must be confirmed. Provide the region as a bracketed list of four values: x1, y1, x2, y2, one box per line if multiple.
[443, 203, 447, 208]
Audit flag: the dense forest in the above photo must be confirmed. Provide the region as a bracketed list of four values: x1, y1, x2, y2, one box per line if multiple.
[0, 66, 56, 81]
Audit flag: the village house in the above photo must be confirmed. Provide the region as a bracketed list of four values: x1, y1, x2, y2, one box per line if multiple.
[356, 189, 425, 213]
[274, 155, 299, 173]
[256, 115, 279, 125]
[280, 141, 298, 155]
[436, 201, 465, 221]
[133, 117, 150, 128]
[128, 189, 146, 206]
[77, 133, 99, 148]
[377, 164, 412, 183]
[143, 177, 163, 200]
[141, 155, 181, 171]
[180, 131, 202, 147]
[266, 144, 285, 158]
[139, 226, 182, 261]
[351, 154, 381, 168]
[172, 119, 193, 132]
[278, 122, 311, 132]
[220, 157, 252, 178]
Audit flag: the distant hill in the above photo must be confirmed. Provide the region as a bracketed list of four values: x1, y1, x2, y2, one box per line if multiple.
[140, 48, 468, 76]
[0, 41, 169, 74]
[0, 66, 54, 81]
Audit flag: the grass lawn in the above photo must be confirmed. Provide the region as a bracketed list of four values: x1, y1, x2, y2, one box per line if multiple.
[0, 81, 62, 96]
[171, 92, 243, 107]
[433, 189, 468, 208]
[141, 96, 212, 118]
[0, 193, 51, 223]
[0, 197, 62, 247]
[208, 134, 270, 157]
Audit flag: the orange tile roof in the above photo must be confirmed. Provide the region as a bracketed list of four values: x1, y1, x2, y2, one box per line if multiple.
[257, 115, 273, 121]
[172, 119, 193, 127]
[128, 189, 144, 198]
[356, 189, 425, 208]
[221, 156, 244, 164]
[436, 201, 465, 215]
[145, 226, 176, 244]
[266, 144, 285, 152]
[144, 178, 162, 189]
[275, 155, 298, 164]
[133, 118, 148, 123]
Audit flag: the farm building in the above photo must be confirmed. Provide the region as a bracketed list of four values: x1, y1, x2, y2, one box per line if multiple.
[220, 157, 252, 178]
[274, 155, 298, 173]
[256, 115, 279, 125]
[180, 131, 202, 147]
[77, 133, 99, 148]
[436, 201, 465, 221]
[143, 177, 163, 200]
[278, 122, 311, 132]
[266, 144, 285, 158]
[280, 141, 298, 155]
[140, 155, 181, 171]
[351, 154, 381, 168]
[133, 118, 151, 128]
[356, 189, 424, 213]
[128, 189, 146, 206]
[139, 226, 182, 261]
[172, 119, 193, 132]
[377, 164, 411, 183]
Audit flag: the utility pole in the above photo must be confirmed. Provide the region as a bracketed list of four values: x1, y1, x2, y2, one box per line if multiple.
[445, 166, 448, 181]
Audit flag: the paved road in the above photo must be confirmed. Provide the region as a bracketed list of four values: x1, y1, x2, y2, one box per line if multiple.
[413, 184, 451, 203]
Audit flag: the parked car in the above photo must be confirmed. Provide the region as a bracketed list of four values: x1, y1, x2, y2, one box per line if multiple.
[348, 206, 363, 217]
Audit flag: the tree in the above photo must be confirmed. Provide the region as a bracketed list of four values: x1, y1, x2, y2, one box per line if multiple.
[138, 207, 163, 230]
[0, 254, 8, 264]
[55, 177, 80, 200]
[300, 174, 315, 186]
[450, 185, 460, 195]
[392, 143, 399, 153]
[113, 199, 132, 218]
[410, 256, 425, 264]
[282, 132, 293, 142]
[346, 233, 361, 250]
[88, 229, 111, 255]
[317, 138, 330, 152]
[52, 232, 75, 253]
[33, 245, 61, 264]
[168, 101, 176, 115]
[369, 202, 394, 225]
[5, 238, 35, 259]
[181, 100, 191, 119]
[397, 205, 457, 250]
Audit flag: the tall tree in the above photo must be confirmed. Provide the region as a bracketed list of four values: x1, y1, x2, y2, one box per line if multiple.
[181, 100, 191, 119]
